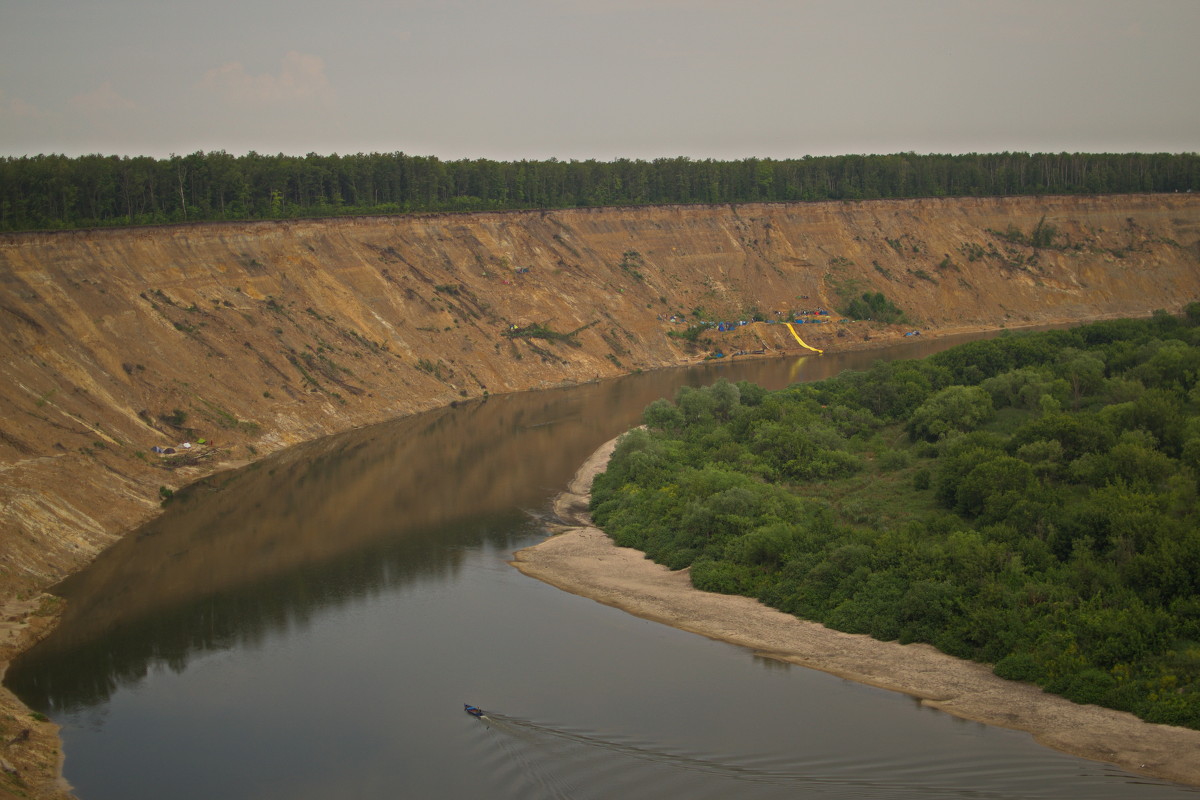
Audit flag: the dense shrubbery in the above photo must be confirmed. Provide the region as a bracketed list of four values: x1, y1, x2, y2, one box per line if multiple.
[591, 308, 1200, 729]
[2, 150, 1198, 232]
[841, 292, 907, 324]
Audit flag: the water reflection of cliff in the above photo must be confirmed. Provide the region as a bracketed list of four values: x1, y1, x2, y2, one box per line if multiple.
[9, 339, 976, 712]
[0, 358, 789, 709]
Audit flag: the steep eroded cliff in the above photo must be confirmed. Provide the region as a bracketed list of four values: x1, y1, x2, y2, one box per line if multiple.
[3, 194, 1199, 594]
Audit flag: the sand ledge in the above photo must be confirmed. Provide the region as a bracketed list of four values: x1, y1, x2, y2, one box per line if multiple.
[512, 436, 1200, 788]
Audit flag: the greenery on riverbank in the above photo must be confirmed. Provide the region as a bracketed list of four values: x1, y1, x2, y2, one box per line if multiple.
[591, 310, 1200, 729]
[3, 150, 1198, 232]
[502, 321, 593, 346]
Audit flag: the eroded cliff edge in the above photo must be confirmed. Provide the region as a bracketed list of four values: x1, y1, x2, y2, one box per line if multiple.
[1, 194, 1199, 796]
[4, 195, 1200, 596]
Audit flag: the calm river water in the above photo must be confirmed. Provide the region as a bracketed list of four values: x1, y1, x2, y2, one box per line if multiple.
[9, 335, 1198, 799]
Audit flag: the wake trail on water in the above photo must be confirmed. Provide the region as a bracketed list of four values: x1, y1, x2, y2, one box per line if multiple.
[471, 713, 1043, 800]
[483, 716, 577, 800]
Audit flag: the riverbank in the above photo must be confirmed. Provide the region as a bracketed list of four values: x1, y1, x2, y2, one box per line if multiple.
[3, 194, 1199, 798]
[0, 320, 1132, 800]
[0, 596, 69, 799]
[512, 436, 1200, 789]
[1, 315, 1188, 800]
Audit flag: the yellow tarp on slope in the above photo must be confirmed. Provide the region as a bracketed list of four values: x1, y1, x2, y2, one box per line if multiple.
[783, 323, 823, 354]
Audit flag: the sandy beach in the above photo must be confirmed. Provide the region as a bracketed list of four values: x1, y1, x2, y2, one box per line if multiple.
[511, 436, 1200, 788]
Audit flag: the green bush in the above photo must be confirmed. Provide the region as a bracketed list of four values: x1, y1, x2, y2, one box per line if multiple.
[841, 292, 906, 324]
[912, 468, 931, 490]
[994, 652, 1041, 682]
[691, 559, 758, 595]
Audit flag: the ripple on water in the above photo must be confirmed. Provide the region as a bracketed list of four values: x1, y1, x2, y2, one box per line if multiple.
[460, 712, 1195, 800]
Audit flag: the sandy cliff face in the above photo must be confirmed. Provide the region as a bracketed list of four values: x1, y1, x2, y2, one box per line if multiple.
[1, 195, 1198, 597]
[0, 194, 1199, 798]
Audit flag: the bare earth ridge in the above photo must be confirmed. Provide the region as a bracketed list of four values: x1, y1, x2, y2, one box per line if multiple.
[512, 436, 1200, 789]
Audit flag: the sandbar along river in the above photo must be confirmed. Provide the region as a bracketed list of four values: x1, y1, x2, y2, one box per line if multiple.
[9, 335, 1199, 799]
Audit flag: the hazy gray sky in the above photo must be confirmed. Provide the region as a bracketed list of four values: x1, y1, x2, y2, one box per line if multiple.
[1, 0, 1197, 160]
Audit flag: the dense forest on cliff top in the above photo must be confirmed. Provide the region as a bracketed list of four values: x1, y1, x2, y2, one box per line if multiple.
[591, 312, 1200, 730]
[3, 150, 1198, 232]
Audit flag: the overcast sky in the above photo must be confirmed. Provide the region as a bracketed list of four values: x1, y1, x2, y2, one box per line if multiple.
[1, 0, 1197, 161]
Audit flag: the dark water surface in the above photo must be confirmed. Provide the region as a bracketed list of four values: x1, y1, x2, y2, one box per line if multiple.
[9, 337, 1198, 799]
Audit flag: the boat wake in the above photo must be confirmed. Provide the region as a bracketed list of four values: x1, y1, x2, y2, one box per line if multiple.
[480, 712, 808, 787]
[466, 712, 1056, 800]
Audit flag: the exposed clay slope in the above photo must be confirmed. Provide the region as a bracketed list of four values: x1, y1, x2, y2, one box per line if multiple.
[1, 194, 1199, 797]
[2, 194, 1199, 597]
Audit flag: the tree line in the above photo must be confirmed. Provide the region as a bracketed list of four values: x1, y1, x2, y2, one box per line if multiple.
[590, 310, 1200, 730]
[2, 150, 1198, 232]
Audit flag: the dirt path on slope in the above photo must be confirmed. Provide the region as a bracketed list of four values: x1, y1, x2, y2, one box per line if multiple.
[511, 437, 1200, 789]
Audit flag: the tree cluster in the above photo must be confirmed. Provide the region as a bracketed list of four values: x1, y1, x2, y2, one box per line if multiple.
[840, 292, 906, 324]
[591, 309, 1200, 729]
[2, 150, 1198, 232]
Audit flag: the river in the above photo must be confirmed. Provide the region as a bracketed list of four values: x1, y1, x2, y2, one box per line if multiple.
[8, 335, 1198, 799]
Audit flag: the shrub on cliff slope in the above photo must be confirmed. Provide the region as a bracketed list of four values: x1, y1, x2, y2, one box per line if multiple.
[840, 291, 907, 324]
